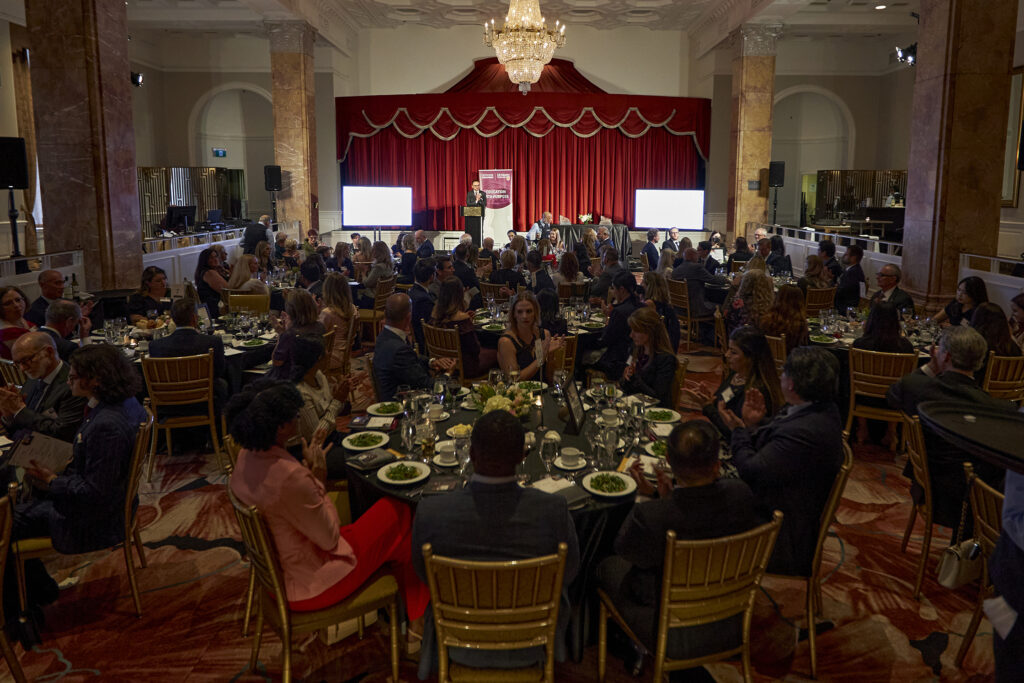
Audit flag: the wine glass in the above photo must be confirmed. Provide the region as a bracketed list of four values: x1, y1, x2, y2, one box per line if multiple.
[552, 370, 567, 398]
[540, 437, 558, 474]
[507, 368, 520, 387]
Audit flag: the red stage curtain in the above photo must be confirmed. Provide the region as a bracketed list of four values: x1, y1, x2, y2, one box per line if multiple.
[336, 89, 710, 231]
[445, 57, 607, 94]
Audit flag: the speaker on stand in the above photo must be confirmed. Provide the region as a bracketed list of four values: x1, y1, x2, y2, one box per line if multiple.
[1, 137, 30, 268]
[768, 161, 785, 225]
[264, 165, 282, 227]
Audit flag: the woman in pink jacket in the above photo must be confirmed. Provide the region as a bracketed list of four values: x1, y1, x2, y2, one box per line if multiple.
[227, 381, 428, 634]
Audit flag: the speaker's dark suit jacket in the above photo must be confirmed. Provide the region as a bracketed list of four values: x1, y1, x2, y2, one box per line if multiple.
[887, 369, 1015, 528]
[408, 284, 435, 354]
[17, 397, 148, 554]
[2, 362, 85, 442]
[465, 190, 487, 217]
[372, 327, 433, 401]
[40, 326, 78, 362]
[730, 401, 844, 575]
[412, 479, 580, 677]
[148, 327, 226, 379]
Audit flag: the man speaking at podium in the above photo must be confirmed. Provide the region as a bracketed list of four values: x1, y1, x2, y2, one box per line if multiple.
[464, 180, 487, 245]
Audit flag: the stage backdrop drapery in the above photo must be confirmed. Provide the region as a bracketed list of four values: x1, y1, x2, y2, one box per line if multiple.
[336, 59, 710, 232]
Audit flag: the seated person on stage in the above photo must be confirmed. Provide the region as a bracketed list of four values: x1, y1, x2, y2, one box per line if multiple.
[759, 284, 810, 353]
[589, 247, 623, 302]
[869, 264, 915, 316]
[597, 420, 763, 670]
[619, 307, 678, 408]
[589, 271, 640, 381]
[318, 273, 359, 375]
[397, 234, 418, 284]
[551, 251, 585, 290]
[527, 211, 553, 242]
[489, 249, 527, 294]
[641, 271, 680, 352]
[0, 286, 37, 361]
[414, 229, 435, 259]
[429, 278, 497, 379]
[40, 300, 89, 362]
[932, 276, 987, 327]
[524, 249, 555, 294]
[412, 410, 580, 677]
[834, 244, 864, 312]
[719, 346, 843, 575]
[225, 254, 270, 295]
[796, 254, 832, 296]
[689, 326, 782, 439]
[374, 293, 456, 401]
[410, 259, 437, 354]
[127, 266, 173, 322]
[537, 289, 568, 337]
[887, 325, 1016, 530]
[497, 291, 564, 382]
[451, 243, 482, 309]
[228, 381, 428, 646]
[149, 297, 228, 402]
[13, 344, 147, 611]
[0, 332, 86, 442]
[641, 229, 660, 271]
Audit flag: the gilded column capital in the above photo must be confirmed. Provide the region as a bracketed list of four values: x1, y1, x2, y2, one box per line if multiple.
[735, 23, 783, 57]
[266, 20, 315, 55]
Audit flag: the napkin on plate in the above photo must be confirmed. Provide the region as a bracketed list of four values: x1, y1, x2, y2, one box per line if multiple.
[531, 476, 574, 493]
[260, 332, 277, 340]
[224, 347, 244, 357]
[650, 423, 673, 438]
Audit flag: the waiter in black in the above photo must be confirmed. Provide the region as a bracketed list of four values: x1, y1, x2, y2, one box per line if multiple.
[464, 180, 487, 246]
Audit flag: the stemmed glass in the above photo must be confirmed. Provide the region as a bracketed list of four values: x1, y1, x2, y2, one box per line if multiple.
[540, 437, 558, 474]
[507, 368, 520, 387]
[552, 370, 568, 398]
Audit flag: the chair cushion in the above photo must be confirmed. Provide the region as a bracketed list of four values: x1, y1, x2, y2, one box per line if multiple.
[449, 663, 544, 683]
[285, 573, 399, 632]
[14, 537, 54, 555]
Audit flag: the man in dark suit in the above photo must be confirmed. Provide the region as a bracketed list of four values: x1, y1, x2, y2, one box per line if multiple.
[597, 420, 763, 665]
[414, 230, 435, 259]
[451, 243, 482, 309]
[40, 299, 88, 361]
[869, 263, 915, 316]
[593, 271, 640, 381]
[722, 346, 844, 575]
[663, 227, 681, 254]
[24, 269, 66, 328]
[589, 247, 623, 302]
[409, 259, 436, 354]
[524, 250, 555, 294]
[298, 261, 323, 301]
[466, 180, 487, 218]
[412, 410, 580, 678]
[835, 244, 865, 312]
[818, 239, 843, 283]
[697, 240, 720, 275]
[0, 332, 86, 442]
[887, 326, 1015, 528]
[372, 294, 455, 401]
[641, 229, 660, 271]
[671, 248, 729, 316]
[478, 237, 500, 273]
[596, 225, 612, 252]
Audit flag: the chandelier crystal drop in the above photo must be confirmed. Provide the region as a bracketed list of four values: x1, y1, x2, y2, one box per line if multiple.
[484, 0, 566, 94]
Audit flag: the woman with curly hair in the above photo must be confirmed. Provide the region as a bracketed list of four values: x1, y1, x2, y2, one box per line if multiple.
[552, 251, 584, 288]
[760, 284, 810, 352]
[318, 273, 358, 375]
[689, 325, 783, 439]
[429, 278, 496, 379]
[619, 306, 679, 407]
[724, 269, 773, 337]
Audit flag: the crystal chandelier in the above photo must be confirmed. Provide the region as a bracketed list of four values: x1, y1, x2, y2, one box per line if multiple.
[484, 0, 566, 94]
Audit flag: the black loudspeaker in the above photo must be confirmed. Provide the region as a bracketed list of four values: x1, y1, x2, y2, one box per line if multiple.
[0, 137, 29, 189]
[768, 161, 785, 188]
[264, 165, 282, 192]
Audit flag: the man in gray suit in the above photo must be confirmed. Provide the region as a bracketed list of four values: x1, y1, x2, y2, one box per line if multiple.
[670, 247, 729, 316]
[0, 332, 86, 442]
[589, 246, 623, 301]
[412, 410, 580, 678]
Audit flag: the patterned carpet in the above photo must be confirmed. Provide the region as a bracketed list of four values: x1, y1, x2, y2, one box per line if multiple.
[1, 355, 997, 682]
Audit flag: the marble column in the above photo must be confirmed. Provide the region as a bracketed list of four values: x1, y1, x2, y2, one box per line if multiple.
[268, 21, 319, 238]
[726, 24, 781, 241]
[902, 0, 1016, 311]
[26, 0, 142, 290]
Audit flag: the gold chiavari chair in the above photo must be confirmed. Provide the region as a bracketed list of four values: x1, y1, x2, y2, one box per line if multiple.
[422, 323, 489, 388]
[357, 277, 395, 346]
[901, 413, 937, 599]
[843, 348, 917, 450]
[805, 287, 837, 316]
[980, 351, 1024, 404]
[0, 486, 27, 683]
[766, 334, 787, 375]
[667, 279, 715, 352]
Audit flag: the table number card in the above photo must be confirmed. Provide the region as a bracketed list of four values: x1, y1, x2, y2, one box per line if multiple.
[564, 380, 586, 435]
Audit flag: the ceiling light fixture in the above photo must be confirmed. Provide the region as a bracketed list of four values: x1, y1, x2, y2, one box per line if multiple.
[484, 0, 566, 94]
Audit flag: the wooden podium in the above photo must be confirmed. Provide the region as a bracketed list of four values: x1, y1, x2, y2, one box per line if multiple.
[461, 205, 482, 245]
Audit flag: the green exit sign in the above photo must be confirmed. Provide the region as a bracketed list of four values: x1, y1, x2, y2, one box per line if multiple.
[212, 148, 227, 158]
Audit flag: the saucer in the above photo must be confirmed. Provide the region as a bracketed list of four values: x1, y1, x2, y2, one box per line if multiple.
[554, 456, 587, 471]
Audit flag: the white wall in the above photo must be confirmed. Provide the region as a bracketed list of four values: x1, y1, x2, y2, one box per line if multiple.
[355, 24, 689, 96]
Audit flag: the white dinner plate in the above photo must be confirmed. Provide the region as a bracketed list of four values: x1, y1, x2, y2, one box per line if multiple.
[644, 441, 668, 457]
[516, 381, 548, 393]
[645, 408, 681, 423]
[460, 399, 481, 411]
[376, 460, 431, 486]
[233, 338, 268, 349]
[366, 401, 404, 417]
[581, 471, 637, 498]
[341, 431, 390, 451]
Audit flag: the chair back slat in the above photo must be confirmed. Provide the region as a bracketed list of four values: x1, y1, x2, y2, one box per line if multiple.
[557, 281, 589, 300]
[125, 412, 155, 533]
[142, 352, 216, 407]
[227, 484, 291, 631]
[807, 441, 853, 580]
[805, 287, 837, 315]
[367, 354, 384, 403]
[640, 253, 650, 272]
[321, 329, 336, 364]
[661, 512, 782, 629]
[423, 543, 567, 651]
[902, 414, 932, 513]
[374, 278, 396, 312]
[423, 323, 465, 379]
[981, 351, 1024, 403]
[670, 356, 690, 409]
[766, 334, 787, 374]
[227, 293, 270, 314]
[481, 281, 509, 303]
[848, 348, 918, 399]
[0, 359, 27, 387]
[964, 463, 1004, 558]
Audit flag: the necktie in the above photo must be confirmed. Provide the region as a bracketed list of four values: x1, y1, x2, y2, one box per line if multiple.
[29, 382, 48, 411]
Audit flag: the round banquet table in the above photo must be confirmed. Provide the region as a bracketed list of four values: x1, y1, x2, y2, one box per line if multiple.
[917, 400, 1024, 475]
[342, 389, 643, 662]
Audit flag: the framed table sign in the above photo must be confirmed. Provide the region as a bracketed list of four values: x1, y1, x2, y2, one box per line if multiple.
[563, 380, 587, 436]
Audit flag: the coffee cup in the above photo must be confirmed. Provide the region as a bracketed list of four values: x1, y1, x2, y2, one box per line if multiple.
[600, 408, 619, 427]
[438, 442, 457, 465]
[428, 404, 444, 421]
[561, 447, 582, 467]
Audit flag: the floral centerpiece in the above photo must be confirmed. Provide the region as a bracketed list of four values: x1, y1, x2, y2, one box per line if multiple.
[476, 382, 532, 419]
[578, 213, 593, 224]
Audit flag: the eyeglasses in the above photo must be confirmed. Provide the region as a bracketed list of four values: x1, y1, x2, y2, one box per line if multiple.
[13, 349, 45, 368]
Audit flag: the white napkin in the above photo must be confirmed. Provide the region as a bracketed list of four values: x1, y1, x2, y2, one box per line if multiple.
[224, 347, 244, 357]
[260, 332, 277, 340]
[650, 423, 673, 438]
[635, 454, 661, 475]
[531, 476, 574, 493]
[367, 417, 393, 429]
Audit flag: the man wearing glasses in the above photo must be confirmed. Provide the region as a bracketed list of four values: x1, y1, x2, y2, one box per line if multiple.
[869, 264, 915, 316]
[0, 332, 85, 442]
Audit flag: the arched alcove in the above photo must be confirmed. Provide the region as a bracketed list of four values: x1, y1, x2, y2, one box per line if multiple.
[772, 86, 854, 226]
[188, 84, 274, 218]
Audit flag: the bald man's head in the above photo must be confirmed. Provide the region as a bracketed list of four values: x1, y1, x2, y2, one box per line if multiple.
[37, 270, 65, 299]
[11, 331, 59, 379]
[384, 293, 412, 329]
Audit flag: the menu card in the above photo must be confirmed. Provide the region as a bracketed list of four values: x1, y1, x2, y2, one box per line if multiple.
[9, 432, 73, 473]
